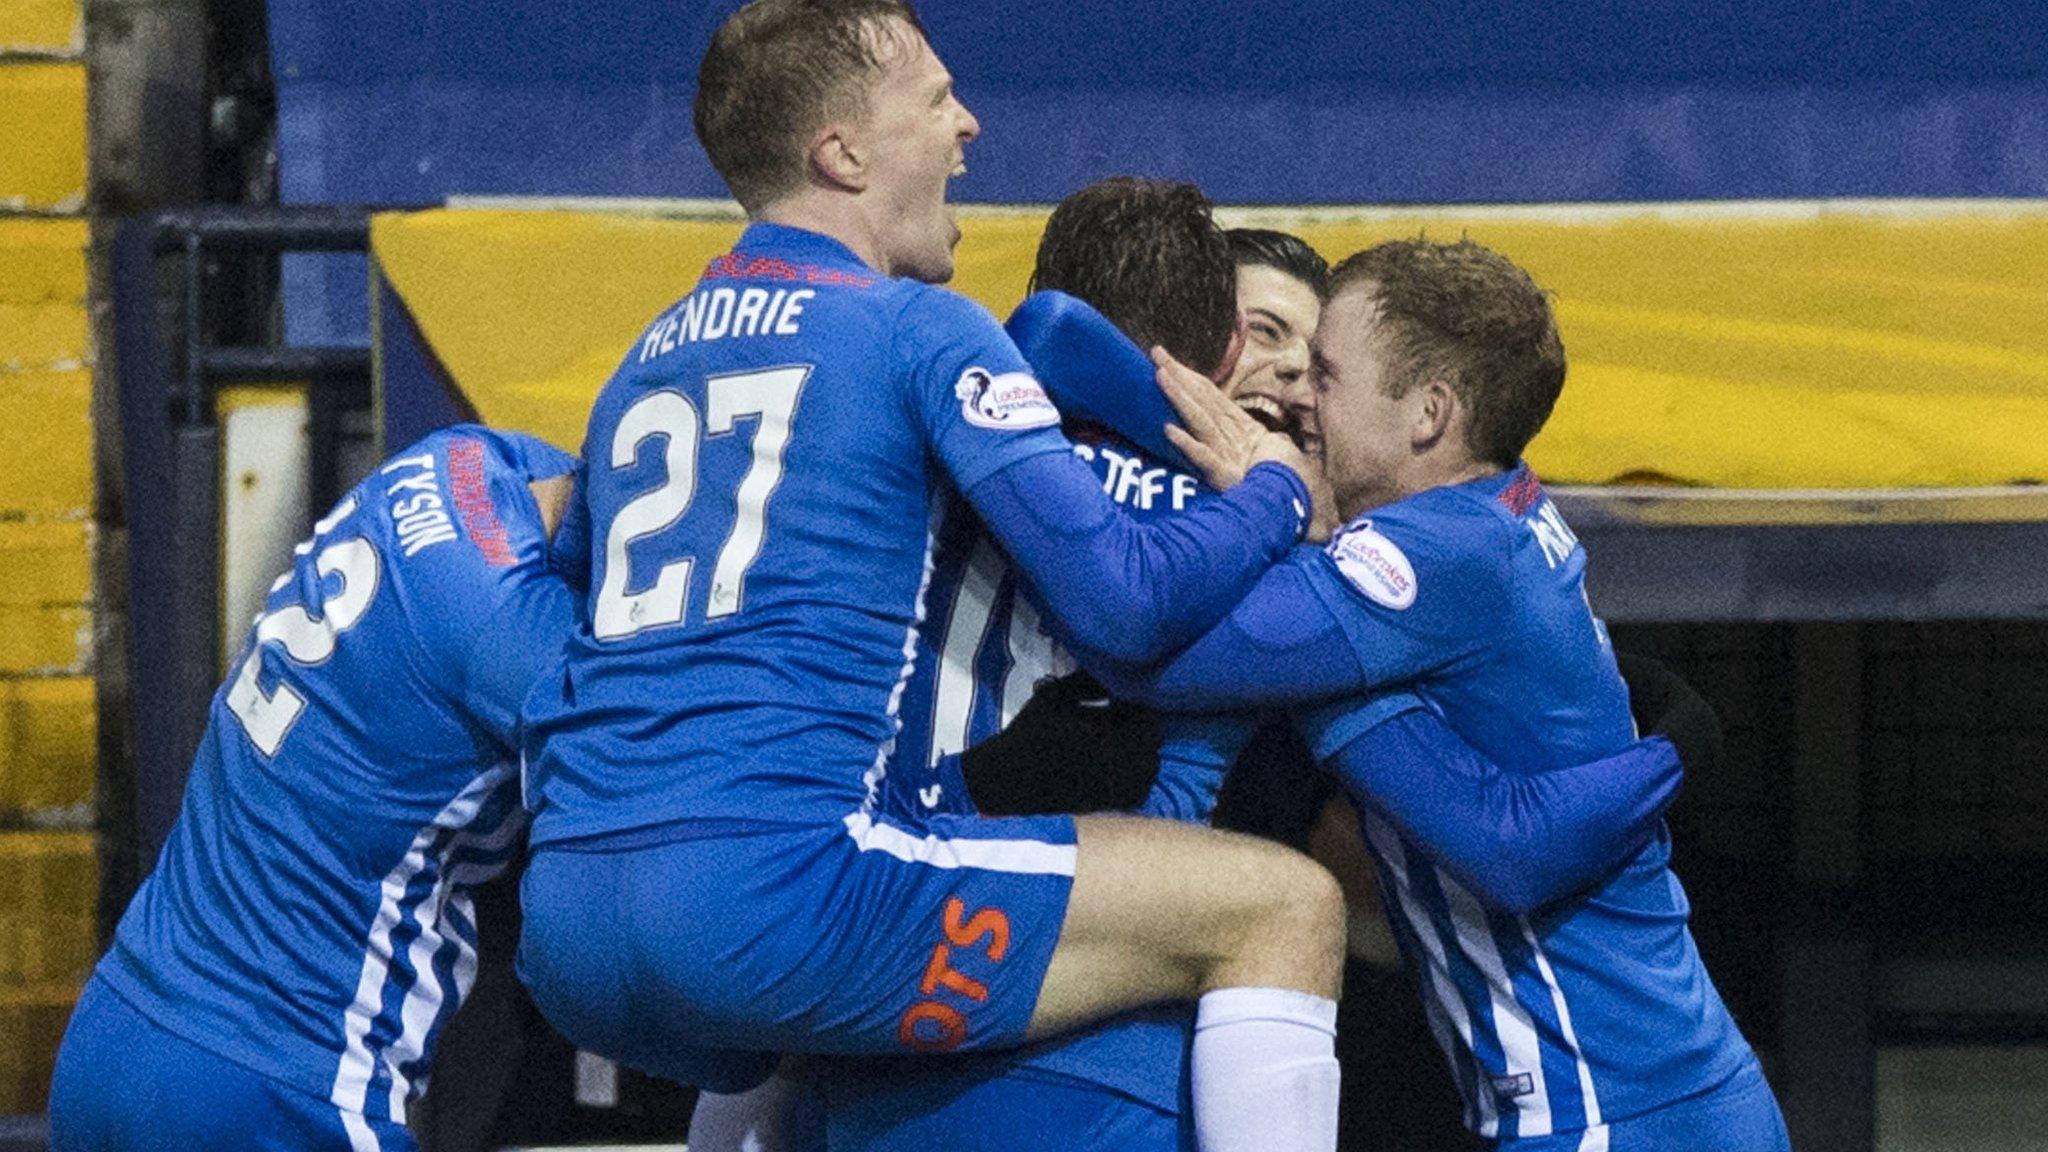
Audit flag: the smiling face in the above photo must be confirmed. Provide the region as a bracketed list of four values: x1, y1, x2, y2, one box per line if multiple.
[1310, 285, 1424, 518]
[849, 21, 980, 282]
[1224, 262, 1324, 452]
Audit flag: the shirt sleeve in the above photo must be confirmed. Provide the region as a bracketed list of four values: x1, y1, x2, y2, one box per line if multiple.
[1303, 496, 1516, 690]
[1003, 290, 1193, 472]
[1090, 547, 1370, 710]
[401, 437, 581, 748]
[898, 287, 1076, 494]
[548, 461, 593, 596]
[1092, 496, 1517, 710]
[1303, 695, 1683, 914]
[1143, 713, 1260, 824]
[968, 455, 1309, 665]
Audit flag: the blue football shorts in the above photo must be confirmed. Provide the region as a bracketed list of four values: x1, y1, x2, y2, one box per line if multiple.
[518, 808, 1078, 1084]
[1501, 1057, 1788, 1152]
[819, 1062, 1189, 1152]
[48, 976, 418, 1152]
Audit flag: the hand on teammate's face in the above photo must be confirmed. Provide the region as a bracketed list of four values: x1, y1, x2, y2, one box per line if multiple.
[1155, 346, 1318, 520]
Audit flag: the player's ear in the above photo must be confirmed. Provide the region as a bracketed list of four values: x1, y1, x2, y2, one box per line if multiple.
[809, 121, 868, 193]
[1410, 377, 1457, 451]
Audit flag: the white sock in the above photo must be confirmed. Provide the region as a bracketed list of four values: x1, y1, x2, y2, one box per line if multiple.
[1192, 987, 1341, 1152]
[685, 1073, 826, 1152]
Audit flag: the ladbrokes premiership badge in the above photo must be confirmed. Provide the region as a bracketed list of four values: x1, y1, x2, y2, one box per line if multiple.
[1329, 522, 1417, 610]
[956, 367, 1059, 430]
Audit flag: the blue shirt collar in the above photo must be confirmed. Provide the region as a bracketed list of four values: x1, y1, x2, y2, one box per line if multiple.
[1465, 461, 1543, 516]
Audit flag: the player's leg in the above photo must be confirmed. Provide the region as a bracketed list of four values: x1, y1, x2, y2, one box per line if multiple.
[1030, 814, 1345, 1030]
[523, 813, 1338, 1150]
[1031, 814, 1346, 1152]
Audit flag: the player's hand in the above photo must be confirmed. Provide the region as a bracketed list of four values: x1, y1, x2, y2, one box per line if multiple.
[1614, 651, 1723, 779]
[1154, 347, 1316, 503]
[958, 671, 1162, 816]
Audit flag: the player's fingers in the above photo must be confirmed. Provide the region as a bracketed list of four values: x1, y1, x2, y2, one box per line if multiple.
[1164, 423, 1215, 472]
[1165, 424, 1234, 489]
[1182, 376, 1249, 439]
[1152, 351, 1208, 438]
[1153, 347, 1223, 441]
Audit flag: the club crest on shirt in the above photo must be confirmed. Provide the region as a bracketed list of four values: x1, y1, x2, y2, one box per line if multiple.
[956, 367, 1059, 430]
[1329, 522, 1417, 610]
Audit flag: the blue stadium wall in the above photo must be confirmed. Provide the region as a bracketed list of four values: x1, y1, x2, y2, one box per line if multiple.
[273, 0, 2048, 340]
[275, 0, 2048, 205]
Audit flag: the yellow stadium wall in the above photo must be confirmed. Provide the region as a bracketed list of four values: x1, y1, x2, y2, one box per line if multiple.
[0, 0, 94, 1115]
[375, 202, 2048, 491]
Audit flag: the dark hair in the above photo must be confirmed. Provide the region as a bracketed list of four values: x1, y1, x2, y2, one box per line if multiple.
[1029, 177, 1237, 375]
[1328, 237, 1565, 468]
[694, 0, 928, 211]
[1227, 228, 1330, 299]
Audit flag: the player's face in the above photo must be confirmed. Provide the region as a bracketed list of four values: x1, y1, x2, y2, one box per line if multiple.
[857, 22, 980, 283]
[1224, 264, 1323, 453]
[1311, 285, 1414, 519]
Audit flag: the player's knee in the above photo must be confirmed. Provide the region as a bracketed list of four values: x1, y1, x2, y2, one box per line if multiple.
[1283, 854, 1347, 950]
[1192, 848, 1346, 997]
[1246, 852, 1347, 985]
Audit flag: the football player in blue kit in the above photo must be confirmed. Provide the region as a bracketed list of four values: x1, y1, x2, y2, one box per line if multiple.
[48, 427, 580, 1152]
[1094, 239, 1791, 1152]
[514, 6, 1353, 1152]
[797, 185, 1689, 1152]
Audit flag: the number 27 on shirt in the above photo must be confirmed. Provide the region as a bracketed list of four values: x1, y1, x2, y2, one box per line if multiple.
[594, 365, 810, 641]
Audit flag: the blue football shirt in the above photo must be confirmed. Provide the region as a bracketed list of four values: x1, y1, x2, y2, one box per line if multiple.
[1135, 465, 1759, 1143]
[1304, 469, 1756, 1141]
[522, 224, 1078, 846]
[854, 293, 1694, 1130]
[523, 226, 1306, 848]
[97, 427, 577, 1126]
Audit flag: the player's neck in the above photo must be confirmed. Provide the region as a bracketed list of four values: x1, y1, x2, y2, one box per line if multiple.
[755, 193, 889, 275]
[1357, 452, 1503, 516]
[1425, 453, 1506, 494]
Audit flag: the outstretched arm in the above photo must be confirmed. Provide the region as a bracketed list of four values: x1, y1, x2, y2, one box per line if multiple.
[1088, 549, 1371, 709]
[1091, 499, 1514, 711]
[399, 429, 581, 746]
[966, 452, 1310, 665]
[1006, 290, 1193, 472]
